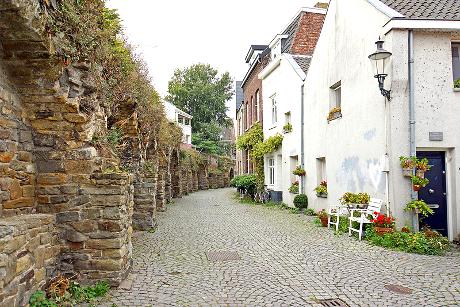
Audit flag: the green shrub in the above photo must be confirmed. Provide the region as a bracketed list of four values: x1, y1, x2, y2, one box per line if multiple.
[366, 228, 450, 255]
[230, 174, 257, 196]
[455, 78, 460, 88]
[29, 291, 57, 307]
[305, 208, 316, 216]
[293, 194, 308, 209]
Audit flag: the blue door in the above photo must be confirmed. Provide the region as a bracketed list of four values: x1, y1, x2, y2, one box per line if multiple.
[417, 152, 448, 236]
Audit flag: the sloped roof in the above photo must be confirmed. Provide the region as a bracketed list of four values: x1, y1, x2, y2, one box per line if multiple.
[281, 13, 302, 53]
[292, 55, 312, 74]
[379, 0, 460, 20]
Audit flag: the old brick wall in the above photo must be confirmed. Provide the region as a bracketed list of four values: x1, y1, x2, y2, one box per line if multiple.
[289, 12, 325, 56]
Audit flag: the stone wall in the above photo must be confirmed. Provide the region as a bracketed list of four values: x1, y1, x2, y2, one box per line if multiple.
[0, 1, 233, 305]
[0, 214, 59, 306]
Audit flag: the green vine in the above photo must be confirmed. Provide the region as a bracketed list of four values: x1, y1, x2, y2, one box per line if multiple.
[236, 123, 263, 150]
[252, 134, 283, 159]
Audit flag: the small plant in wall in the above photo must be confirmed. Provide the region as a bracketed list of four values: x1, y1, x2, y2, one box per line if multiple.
[411, 175, 429, 191]
[314, 181, 327, 198]
[289, 181, 299, 194]
[327, 107, 342, 122]
[282, 123, 293, 134]
[455, 78, 460, 89]
[292, 166, 306, 176]
[399, 156, 416, 177]
[404, 199, 434, 217]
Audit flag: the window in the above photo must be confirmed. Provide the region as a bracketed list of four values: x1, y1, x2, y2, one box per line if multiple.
[285, 112, 291, 125]
[271, 94, 277, 125]
[330, 81, 342, 110]
[177, 116, 184, 124]
[184, 118, 190, 126]
[254, 90, 259, 122]
[452, 43, 460, 85]
[316, 157, 327, 184]
[268, 158, 275, 185]
[245, 102, 250, 129]
[184, 134, 190, 144]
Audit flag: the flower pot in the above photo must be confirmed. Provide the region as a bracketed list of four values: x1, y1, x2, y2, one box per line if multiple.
[416, 170, 425, 178]
[413, 184, 421, 192]
[319, 216, 328, 227]
[402, 168, 412, 177]
[374, 227, 394, 236]
[316, 192, 327, 198]
[414, 208, 421, 214]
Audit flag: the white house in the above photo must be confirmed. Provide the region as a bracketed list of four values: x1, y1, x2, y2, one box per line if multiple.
[258, 7, 326, 206]
[302, 0, 460, 240]
[164, 101, 193, 146]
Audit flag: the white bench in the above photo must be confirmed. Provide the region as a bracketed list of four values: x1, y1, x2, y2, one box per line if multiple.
[348, 198, 383, 240]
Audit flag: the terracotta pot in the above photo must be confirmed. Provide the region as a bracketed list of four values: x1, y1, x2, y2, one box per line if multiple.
[319, 216, 328, 227]
[374, 227, 394, 236]
[402, 168, 412, 177]
[413, 184, 421, 192]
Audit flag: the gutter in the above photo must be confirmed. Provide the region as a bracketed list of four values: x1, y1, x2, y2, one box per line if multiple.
[408, 30, 418, 231]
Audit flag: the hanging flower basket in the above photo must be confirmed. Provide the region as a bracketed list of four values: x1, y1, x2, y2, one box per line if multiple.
[416, 170, 425, 178]
[413, 184, 421, 192]
[402, 168, 412, 177]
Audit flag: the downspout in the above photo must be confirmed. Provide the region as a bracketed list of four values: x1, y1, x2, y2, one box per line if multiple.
[408, 30, 419, 231]
[300, 84, 305, 194]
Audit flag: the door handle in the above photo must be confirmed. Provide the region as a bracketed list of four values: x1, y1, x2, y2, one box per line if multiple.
[429, 189, 435, 194]
[427, 204, 439, 209]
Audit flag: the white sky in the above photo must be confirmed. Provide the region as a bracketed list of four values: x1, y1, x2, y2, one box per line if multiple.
[106, 0, 318, 118]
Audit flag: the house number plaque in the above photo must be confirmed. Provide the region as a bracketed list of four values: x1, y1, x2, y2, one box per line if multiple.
[429, 132, 443, 141]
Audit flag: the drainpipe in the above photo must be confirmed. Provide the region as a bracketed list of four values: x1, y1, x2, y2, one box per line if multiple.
[408, 30, 419, 231]
[300, 84, 305, 194]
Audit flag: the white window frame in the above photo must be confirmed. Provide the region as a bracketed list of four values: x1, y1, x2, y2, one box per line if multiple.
[271, 94, 277, 125]
[268, 158, 275, 185]
[330, 81, 342, 110]
[254, 90, 259, 122]
[316, 157, 327, 184]
[452, 42, 460, 82]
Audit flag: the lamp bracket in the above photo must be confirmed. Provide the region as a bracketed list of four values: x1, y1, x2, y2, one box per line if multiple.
[374, 73, 391, 101]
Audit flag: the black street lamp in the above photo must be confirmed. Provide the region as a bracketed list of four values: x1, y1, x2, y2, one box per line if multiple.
[368, 39, 392, 101]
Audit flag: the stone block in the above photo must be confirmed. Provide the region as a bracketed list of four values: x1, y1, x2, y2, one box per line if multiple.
[98, 221, 122, 232]
[7, 180, 21, 200]
[21, 185, 34, 198]
[56, 211, 80, 223]
[64, 160, 94, 174]
[36, 160, 64, 173]
[0, 152, 14, 163]
[85, 238, 123, 250]
[2, 197, 33, 209]
[15, 254, 31, 274]
[64, 229, 88, 243]
[37, 173, 68, 185]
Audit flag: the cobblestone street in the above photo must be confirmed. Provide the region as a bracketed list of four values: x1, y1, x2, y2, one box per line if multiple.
[104, 188, 460, 307]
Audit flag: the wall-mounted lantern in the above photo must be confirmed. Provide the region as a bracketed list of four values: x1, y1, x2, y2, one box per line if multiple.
[368, 39, 392, 101]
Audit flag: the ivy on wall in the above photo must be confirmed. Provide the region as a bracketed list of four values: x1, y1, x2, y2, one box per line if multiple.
[236, 123, 284, 189]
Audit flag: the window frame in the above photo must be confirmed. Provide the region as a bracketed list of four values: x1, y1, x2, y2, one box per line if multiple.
[268, 158, 275, 185]
[271, 94, 277, 125]
[254, 90, 259, 122]
[330, 81, 342, 110]
[452, 42, 460, 83]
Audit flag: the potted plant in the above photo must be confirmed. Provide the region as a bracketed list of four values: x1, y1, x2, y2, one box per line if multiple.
[292, 166, 306, 176]
[404, 199, 434, 217]
[327, 107, 342, 122]
[370, 213, 395, 236]
[289, 181, 299, 194]
[340, 192, 370, 209]
[283, 123, 293, 134]
[454, 78, 460, 89]
[411, 175, 429, 192]
[314, 181, 327, 198]
[399, 156, 416, 177]
[415, 158, 431, 178]
[293, 194, 308, 210]
[317, 209, 328, 227]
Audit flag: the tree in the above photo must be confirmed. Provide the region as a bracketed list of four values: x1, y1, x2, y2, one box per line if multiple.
[166, 64, 233, 154]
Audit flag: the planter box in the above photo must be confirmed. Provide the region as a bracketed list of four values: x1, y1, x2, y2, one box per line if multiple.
[402, 168, 412, 177]
[327, 111, 342, 122]
[316, 192, 327, 198]
[374, 227, 394, 236]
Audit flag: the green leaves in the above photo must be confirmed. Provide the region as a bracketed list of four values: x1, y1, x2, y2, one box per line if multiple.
[236, 123, 264, 151]
[166, 64, 234, 152]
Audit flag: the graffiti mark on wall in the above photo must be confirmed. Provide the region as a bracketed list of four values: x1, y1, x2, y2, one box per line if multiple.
[336, 155, 386, 193]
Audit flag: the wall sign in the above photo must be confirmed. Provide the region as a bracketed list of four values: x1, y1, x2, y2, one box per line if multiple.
[429, 132, 443, 141]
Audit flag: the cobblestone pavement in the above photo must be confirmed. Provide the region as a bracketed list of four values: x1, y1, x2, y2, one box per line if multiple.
[102, 188, 460, 307]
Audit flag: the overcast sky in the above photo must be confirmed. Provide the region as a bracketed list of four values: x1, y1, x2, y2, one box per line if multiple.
[106, 0, 319, 117]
